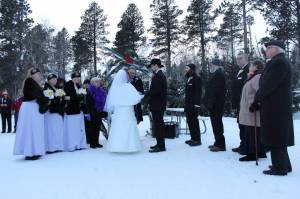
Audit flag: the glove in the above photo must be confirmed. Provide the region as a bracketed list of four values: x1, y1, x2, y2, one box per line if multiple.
[249, 102, 261, 112]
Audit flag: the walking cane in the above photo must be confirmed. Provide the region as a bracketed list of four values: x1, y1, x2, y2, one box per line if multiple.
[254, 111, 258, 166]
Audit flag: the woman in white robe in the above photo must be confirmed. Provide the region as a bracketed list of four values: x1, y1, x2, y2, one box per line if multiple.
[43, 74, 64, 153]
[105, 69, 143, 153]
[13, 68, 49, 160]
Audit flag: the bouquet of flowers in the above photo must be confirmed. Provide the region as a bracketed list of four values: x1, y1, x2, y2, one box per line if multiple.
[77, 88, 87, 95]
[55, 89, 66, 98]
[43, 89, 54, 100]
[77, 88, 87, 104]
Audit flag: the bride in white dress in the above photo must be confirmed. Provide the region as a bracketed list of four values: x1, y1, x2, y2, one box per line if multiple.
[104, 69, 143, 153]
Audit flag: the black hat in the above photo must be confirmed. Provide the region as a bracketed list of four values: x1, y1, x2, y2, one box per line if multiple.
[148, 58, 164, 68]
[186, 63, 196, 71]
[30, 68, 41, 75]
[71, 72, 81, 79]
[265, 40, 285, 50]
[47, 73, 57, 81]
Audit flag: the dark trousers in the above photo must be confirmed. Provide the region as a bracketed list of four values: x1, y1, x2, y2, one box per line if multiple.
[270, 146, 292, 172]
[209, 110, 225, 149]
[90, 113, 103, 147]
[1, 113, 12, 132]
[14, 111, 19, 131]
[186, 109, 201, 142]
[239, 124, 245, 148]
[151, 110, 165, 148]
[84, 118, 92, 144]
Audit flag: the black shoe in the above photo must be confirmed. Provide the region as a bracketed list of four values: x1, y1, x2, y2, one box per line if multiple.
[239, 155, 256, 162]
[150, 145, 158, 149]
[25, 155, 41, 160]
[268, 165, 292, 173]
[208, 145, 215, 149]
[258, 153, 267, 158]
[185, 140, 193, 144]
[1, 131, 5, 133]
[232, 147, 240, 153]
[263, 169, 287, 176]
[149, 146, 166, 153]
[96, 144, 103, 148]
[7, 131, 11, 133]
[210, 146, 226, 152]
[188, 140, 201, 147]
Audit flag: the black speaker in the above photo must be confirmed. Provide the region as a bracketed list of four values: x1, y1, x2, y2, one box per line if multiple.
[164, 122, 179, 139]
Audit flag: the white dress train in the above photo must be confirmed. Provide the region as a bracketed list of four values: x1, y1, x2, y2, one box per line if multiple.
[107, 106, 142, 153]
[44, 112, 64, 152]
[14, 101, 46, 156]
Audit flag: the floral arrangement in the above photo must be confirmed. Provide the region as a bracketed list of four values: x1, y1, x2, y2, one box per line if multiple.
[55, 89, 66, 97]
[43, 89, 54, 99]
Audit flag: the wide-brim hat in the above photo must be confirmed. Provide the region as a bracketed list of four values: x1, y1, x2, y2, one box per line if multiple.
[148, 58, 164, 68]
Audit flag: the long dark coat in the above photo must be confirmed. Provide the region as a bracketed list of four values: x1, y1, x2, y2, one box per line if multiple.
[203, 68, 226, 113]
[145, 70, 167, 112]
[231, 63, 249, 110]
[131, 77, 144, 123]
[254, 53, 294, 147]
[184, 72, 202, 112]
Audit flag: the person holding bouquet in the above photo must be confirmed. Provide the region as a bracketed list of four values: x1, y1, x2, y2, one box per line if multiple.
[63, 72, 87, 152]
[43, 74, 65, 153]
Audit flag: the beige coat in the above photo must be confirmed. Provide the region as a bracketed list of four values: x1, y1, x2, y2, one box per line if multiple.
[239, 74, 261, 127]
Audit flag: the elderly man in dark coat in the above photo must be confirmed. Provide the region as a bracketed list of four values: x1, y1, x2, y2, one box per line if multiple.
[128, 67, 144, 124]
[232, 53, 250, 153]
[251, 40, 294, 176]
[204, 59, 226, 152]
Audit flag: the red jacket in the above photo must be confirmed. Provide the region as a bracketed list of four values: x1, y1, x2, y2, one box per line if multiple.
[12, 97, 23, 112]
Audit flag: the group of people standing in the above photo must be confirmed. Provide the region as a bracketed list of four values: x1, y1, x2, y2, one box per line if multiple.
[9, 40, 295, 176]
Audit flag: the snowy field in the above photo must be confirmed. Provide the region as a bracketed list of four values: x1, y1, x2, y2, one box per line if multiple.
[0, 116, 299, 199]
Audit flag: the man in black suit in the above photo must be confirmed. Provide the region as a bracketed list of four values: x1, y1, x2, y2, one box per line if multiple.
[145, 59, 167, 153]
[128, 67, 144, 124]
[184, 64, 202, 147]
[250, 40, 294, 176]
[0, 91, 12, 133]
[232, 52, 250, 153]
[204, 59, 226, 152]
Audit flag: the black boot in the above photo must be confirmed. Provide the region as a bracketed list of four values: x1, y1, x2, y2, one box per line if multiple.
[239, 154, 256, 162]
[263, 169, 287, 176]
[149, 146, 166, 153]
[25, 155, 41, 160]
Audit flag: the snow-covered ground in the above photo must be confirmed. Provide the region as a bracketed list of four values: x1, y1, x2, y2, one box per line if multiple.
[0, 116, 299, 199]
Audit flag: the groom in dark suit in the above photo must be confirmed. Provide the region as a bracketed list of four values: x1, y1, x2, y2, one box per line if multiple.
[145, 59, 167, 153]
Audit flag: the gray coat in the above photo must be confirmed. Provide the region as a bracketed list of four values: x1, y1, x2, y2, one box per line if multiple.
[239, 74, 261, 127]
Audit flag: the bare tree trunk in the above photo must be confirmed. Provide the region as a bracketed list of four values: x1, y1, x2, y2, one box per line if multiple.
[242, 0, 249, 54]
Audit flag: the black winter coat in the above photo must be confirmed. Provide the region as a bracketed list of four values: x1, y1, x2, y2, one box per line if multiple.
[131, 77, 144, 122]
[64, 80, 81, 115]
[44, 83, 65, 116]
[254, 53, 294, 147]
[23, 78, 49, 113]
[231, 63, 249, 110]
[203, 68, 226, 113]
[145, 70, 167, 112]
[0, 97, 12, 114]
[185, 72, 202, 112]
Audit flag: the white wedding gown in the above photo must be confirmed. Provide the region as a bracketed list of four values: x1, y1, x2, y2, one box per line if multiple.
[104, 69, 143, 153]
[107, 106, 142, 152]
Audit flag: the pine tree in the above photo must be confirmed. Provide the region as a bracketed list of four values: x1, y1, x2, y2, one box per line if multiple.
[149, 0, 183, 77]
[184, 0, 217, 72]
[0, 0, 33, 95]
[71, 30, 91, 72]
[216, 2, 243, 64]
[114, 3, 146, 57]
[79, 1, 109, 75]
[53, 28, 72, 78]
